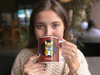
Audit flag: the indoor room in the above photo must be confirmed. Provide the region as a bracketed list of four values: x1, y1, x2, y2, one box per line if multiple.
[0, 0, 100, 75]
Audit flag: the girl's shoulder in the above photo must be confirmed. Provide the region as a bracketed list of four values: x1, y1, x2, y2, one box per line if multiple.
[18, 48, 35, 55]
[77, 49, 85, 58]
[77, 49, 88, 64]
[16, 48, 36, 63]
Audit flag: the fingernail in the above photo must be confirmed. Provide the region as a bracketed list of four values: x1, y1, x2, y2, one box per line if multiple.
[37, 54, 39, 56]
[45, 63, 47, 65]
[44, 69, 46, 71]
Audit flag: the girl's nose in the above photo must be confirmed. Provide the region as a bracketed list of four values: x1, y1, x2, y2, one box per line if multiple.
[44, 28, 52, 36]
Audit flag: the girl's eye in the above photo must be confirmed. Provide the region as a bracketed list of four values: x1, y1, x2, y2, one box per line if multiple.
[53, 24, 59, 28]
[37, 25, 44, 29]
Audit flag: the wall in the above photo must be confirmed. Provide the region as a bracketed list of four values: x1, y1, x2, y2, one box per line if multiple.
[90, 1, 100, 29]
[0, 0, 16, 12]
[0, 0, 17, 21]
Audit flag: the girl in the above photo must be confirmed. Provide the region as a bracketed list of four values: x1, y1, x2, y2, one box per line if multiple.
[11, 0, 91, 75]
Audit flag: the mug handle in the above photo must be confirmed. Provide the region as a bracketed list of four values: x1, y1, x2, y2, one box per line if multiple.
[59, 40, 65, 61]
[59, 40, 64, 43]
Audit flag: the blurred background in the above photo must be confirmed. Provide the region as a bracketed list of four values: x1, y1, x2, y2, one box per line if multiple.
[0, 0, 100, 75]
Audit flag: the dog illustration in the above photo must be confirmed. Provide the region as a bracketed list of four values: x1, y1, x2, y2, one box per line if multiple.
[44, 41, 54, 56]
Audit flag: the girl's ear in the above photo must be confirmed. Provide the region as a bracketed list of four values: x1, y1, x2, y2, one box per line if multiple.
[51, 41, 53, 45]
[45, 41, 47, 44]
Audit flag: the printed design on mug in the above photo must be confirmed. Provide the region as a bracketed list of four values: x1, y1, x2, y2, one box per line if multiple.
[41, 40, 57, 57]
[44, 41, 53, 56]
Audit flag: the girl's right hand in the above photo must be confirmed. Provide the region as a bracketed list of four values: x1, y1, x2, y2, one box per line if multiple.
[23, 54, 46, 75]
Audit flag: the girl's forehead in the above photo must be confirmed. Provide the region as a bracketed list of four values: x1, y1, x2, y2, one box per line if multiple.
[35, 10, 63, 23]
[36, 10, 57, 17]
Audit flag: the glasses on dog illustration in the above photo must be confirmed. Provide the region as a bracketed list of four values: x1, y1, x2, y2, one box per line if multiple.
[44, 41, 54, 56]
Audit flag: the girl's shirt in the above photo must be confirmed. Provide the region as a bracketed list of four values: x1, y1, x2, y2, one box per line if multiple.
[11, 48, 91, 75]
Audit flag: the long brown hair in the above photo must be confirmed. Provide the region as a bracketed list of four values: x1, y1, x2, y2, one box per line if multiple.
[27, 0, 70, 48]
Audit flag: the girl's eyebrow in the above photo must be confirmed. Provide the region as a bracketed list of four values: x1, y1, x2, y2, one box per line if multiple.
[35, 22, 45, 24]
[51, 21, 62, 24]
[35, 21, 61, 24]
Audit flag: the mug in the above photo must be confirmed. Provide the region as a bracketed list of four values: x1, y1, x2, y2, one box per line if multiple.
[38, 36, 64, 63]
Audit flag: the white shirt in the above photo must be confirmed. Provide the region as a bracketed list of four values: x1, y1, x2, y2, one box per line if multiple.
[85, 28, 100, 36]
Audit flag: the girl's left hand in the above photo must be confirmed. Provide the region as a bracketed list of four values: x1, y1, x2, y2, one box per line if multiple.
[60, 38, 80, 74]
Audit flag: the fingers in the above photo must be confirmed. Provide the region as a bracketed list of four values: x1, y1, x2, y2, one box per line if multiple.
[30, 63, 46, 73]
[60, 38, 77, 51]
[24, 63, 47, 75]
[28, 69, 45, 75]
[23, 54, 47, 75]
[62, 45, 76, 53]
[60, 38, 76, 47]
[60, 38, 77, 58]
[61, 50, 75, 59]
[24, 68, 45, 75]
[30, 63, 46, 69]
[24, 54, 40, 67]
[61, 42, 77, 56]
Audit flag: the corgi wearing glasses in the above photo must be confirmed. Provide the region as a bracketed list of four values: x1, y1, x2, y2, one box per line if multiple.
[44, 41, 54, 56]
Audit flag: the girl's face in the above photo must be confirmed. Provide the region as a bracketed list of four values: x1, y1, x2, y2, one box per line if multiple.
[34, 10, 64, 41]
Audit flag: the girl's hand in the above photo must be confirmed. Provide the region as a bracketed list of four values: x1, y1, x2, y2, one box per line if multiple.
[23, 54, 46, 75]
[60, 38, 79, 75]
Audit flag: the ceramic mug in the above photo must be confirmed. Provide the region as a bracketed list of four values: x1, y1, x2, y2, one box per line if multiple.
[38, 36, 64, 63]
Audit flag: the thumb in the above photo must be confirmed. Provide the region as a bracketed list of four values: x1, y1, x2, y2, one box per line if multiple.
[25, 54, 40, 66]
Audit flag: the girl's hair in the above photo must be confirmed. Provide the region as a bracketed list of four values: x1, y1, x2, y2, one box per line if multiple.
[87, 20, 96, 31]
[27, 0, 70, 48]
